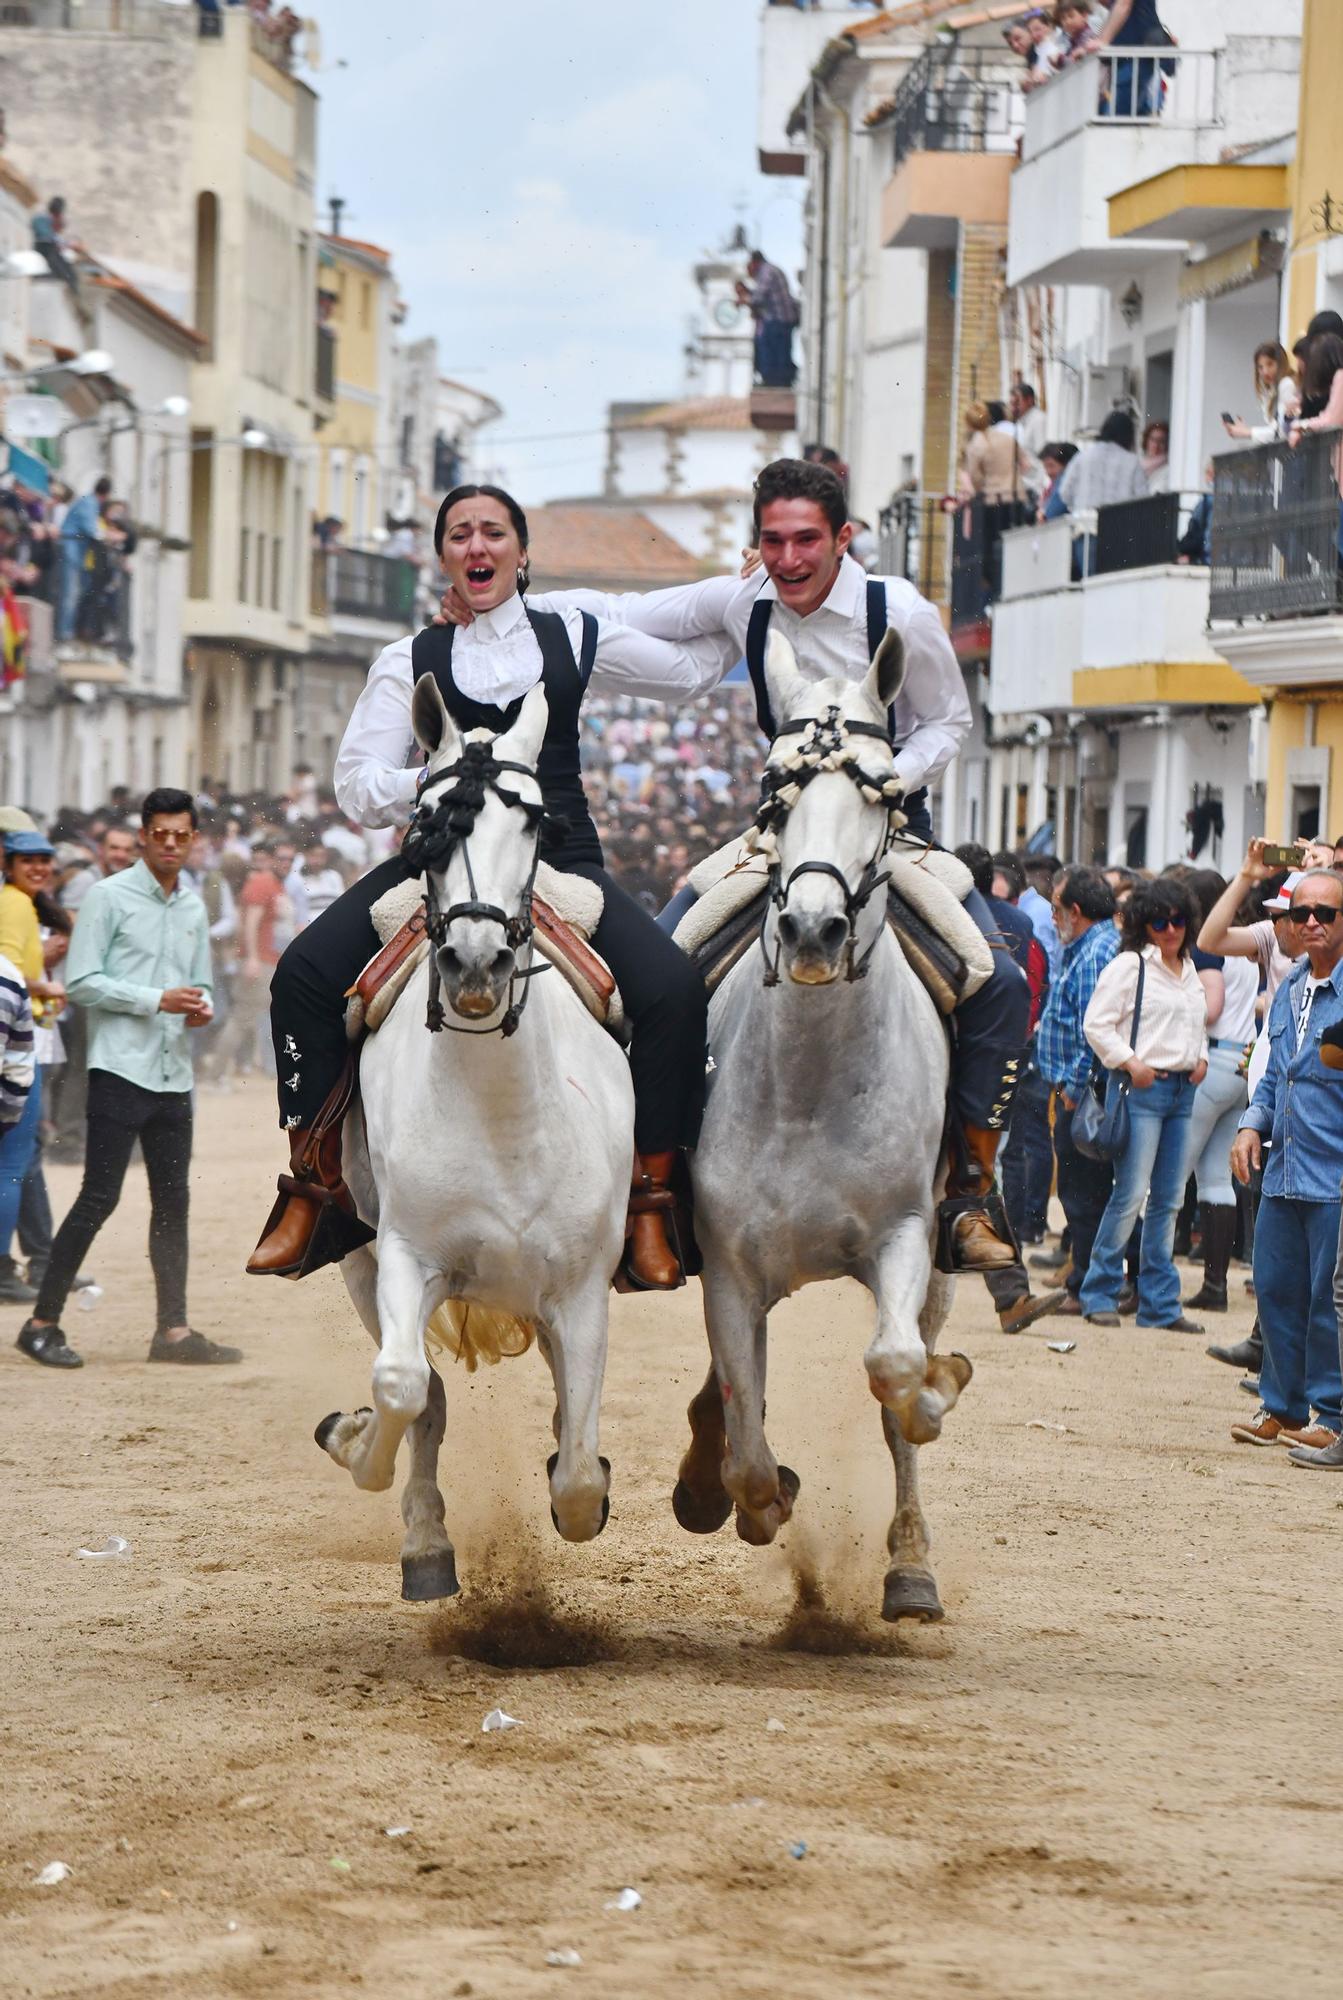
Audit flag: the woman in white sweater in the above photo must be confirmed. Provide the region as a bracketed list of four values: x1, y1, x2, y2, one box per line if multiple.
[1079, 876, 1208, 1331]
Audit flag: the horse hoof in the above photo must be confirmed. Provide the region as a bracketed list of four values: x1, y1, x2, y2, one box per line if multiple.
[671, 1477, 733, 1535]
[881, 1567, 944, 1624]
[314, 1411, 344, 1452]
[401, 1549, 460, 1602]
[733, 1465, 801, 1546]
[547, 1453, 611, 1537]
[549, 1494, 610, 1537]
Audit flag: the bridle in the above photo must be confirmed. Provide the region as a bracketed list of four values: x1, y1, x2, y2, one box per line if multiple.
[401, 734, 557, 1037]
[750, 703, 909, 987]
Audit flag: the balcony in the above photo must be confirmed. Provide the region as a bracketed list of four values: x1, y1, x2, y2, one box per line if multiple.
[1008, 47, 1221, 289]
[883, 45, 1020, 250]
[991, 495, 1257, 717]
[311, 548, 417, 631]
[0, 1, 165, 28]
[1209, 431, 1343, 690]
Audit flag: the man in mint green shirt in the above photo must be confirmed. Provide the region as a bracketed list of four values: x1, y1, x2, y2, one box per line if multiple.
[18, 789, 243, 1371]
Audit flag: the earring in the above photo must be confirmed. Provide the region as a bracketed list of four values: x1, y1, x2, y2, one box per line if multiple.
[517, 565, 529, 592]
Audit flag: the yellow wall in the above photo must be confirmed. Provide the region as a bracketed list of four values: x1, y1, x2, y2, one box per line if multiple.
[315, 244, 391, 526]
[1286, 0, 1343, 339]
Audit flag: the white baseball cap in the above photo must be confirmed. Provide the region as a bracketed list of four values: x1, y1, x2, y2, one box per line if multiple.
[1263, 870, 1305, 913]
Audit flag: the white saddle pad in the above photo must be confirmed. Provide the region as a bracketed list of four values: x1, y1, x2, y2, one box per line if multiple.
[365, 865, 623, 1032]
[675, 833, 993, 1000]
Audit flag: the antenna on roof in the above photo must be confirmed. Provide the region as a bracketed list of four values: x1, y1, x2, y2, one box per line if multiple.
[328, 195, 345, 236]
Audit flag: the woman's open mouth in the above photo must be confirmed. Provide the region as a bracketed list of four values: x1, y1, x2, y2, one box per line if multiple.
[465, 565, 496, 591]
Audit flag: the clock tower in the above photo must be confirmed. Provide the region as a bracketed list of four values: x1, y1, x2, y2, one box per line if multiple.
[684, 225, 755, 401]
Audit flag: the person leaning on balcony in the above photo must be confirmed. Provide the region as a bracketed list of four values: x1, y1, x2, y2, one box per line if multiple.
[958, 404, 1030, 508]
[1222, 342, 1299, 445]
[1291, 331, 1343, 444]
[1038, 441, 1077, 521]
[1057, 409, 1150, 513]
[1140, 420, 1170, 494]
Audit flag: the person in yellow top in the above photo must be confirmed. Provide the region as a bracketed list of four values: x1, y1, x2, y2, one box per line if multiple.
[0, 821, 64, 1023]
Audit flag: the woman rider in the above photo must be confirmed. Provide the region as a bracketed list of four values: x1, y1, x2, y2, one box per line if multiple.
[247, 483, 718, 1291]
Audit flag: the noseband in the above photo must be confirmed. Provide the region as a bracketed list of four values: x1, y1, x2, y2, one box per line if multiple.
[402, 736, 558, 1036]
[750, 704, 909, 987]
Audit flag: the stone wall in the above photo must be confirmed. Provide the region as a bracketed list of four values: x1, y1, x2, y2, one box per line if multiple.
[0, 13, 196, 309]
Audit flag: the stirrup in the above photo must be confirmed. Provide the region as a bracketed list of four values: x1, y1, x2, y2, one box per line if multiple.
[614, 1191, 687, 1294]
[934, 1187, 1018, 1277]
[251, 1177, 376, 1282]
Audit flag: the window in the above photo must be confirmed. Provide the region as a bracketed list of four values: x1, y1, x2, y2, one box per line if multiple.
[360, 280, 371, 331]
[194, 193, 219, 358]
[188, 432, 213, 599]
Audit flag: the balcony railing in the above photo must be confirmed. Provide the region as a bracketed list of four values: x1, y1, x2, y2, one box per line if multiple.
[315, 323, 336, 404]
[877, 493, 948, 612]
[1094, 491, 1182, 575]
[0, 0, 165, 29]
[1209, 431, 1343, 623]
[1021, 47, 1218, 165]
[892, 44, 1024, 170]
[312, 548, 417, 626]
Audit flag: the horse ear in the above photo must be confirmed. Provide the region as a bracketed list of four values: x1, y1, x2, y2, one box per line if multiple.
[412, 672, 458, 758]
[763, 628, 808, 727]
[494, 682, 549, 768]
[862, 628, 906, 718]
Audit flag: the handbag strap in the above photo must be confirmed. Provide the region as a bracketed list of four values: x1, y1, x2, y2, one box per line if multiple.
[1128, 956, 1147, 1064]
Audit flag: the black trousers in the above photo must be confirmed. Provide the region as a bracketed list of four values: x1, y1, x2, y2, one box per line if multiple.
[269, 856, 708, 1155]
[35, 1069, 193, 1332]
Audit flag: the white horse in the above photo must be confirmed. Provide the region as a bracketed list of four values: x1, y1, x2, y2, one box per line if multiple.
[315, 678, 635, 1600]
[673, 630, 972, 1623]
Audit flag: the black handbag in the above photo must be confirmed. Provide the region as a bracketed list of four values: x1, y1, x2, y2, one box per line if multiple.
[1073, 959, 1146, 1164]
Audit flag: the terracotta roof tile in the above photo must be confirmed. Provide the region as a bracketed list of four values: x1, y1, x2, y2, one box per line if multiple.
[526, 506, 700, 590]
[615, 396, 751, 433]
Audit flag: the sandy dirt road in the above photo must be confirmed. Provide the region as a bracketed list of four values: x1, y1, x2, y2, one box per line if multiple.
[2, 1079, 1340, 1999]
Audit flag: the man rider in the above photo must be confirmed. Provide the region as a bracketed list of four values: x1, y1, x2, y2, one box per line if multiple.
[443, 458, 1030, 1273]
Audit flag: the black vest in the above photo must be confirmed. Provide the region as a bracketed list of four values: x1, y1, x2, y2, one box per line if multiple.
[743, 578, 930, 829]
[409, 608, 603, 867]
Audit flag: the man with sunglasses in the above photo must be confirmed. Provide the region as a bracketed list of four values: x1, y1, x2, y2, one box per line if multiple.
[1231, 870, 1343, 1457]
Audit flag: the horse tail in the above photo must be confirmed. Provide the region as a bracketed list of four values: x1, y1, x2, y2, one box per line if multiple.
[425, 1299, 535, 1373]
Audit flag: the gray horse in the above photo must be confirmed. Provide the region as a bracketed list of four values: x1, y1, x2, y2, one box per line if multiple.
[674, 629, 972, 1623]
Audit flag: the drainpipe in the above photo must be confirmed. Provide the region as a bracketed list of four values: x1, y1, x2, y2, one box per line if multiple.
[814, 72, 853, 447]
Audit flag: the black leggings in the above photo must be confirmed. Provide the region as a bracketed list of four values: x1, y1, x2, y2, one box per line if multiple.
[270, 857, 708, 1154]
[35, 1069, 193, 1333]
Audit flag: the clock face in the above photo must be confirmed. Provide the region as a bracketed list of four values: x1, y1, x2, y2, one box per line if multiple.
[713, 298, 741, 330]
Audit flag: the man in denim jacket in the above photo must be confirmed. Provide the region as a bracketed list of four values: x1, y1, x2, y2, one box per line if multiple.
[1231, 869, 1343, 1454]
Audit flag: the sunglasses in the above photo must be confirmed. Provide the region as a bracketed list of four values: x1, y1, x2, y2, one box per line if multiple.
[1148, 914, 1186, 932]
[1287, 903, 1343, 927]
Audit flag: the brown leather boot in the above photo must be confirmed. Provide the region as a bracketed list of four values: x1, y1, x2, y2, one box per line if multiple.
[624, 1150, 685, 1290]
[247, 1122, 374, 1280]
[938, 1123, 1018, 1272]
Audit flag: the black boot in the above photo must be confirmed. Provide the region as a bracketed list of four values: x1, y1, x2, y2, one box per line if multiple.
[1207, 1314, 1263, 1372]
[1186, 1203, 1235, 1311]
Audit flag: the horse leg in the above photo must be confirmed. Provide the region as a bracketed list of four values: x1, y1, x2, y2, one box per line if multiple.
[705, 1268, 797, 1547]
[866, 1227, 972, 1446]
[541, 1274, 612, 1543]
[671, 1364, 733, 1534]
[316, 1231, 431, 1492]
[879, 1406, 944, 1624]
[399, 1367, 459, 1601]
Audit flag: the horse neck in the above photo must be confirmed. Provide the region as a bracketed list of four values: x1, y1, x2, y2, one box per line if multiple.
[742, 930, 912, 1088]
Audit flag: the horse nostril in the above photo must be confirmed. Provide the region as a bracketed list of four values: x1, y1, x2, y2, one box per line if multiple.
[490, 949, 515, 980]
[777, 912, 799, 951]
[820, 916, 849, 957]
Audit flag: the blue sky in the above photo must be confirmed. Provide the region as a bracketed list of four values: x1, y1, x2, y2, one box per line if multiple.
[311, 0, 803, 502]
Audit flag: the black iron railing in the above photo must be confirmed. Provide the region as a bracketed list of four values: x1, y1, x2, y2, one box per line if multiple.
[892, 44, 1023, 170]
[877, 492, 948, 610]
[312, 548, 417, 625]
[1209, 431, 1342, 622]
[1094, 491, 1181, 575]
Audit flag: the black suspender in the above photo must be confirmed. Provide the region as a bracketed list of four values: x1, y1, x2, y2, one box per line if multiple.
[576, 609, 598, 692]
[744, 578, 892, 739]
[865, 578, 887, 661]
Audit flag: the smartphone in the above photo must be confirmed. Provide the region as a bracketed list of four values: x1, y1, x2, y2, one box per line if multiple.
[1221, 411, 1236, 424]
[1261, 843, 1302, 867]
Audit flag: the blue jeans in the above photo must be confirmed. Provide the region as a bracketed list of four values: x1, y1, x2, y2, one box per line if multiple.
[1254, 1194, 1343, 1432]
[0, 1070, 42, 1253]
[56, 540, 89, 641]
[1079, 1073, 1195, 1324]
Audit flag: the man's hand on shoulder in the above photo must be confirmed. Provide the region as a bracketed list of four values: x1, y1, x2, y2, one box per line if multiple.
[433, 585, 474, 629]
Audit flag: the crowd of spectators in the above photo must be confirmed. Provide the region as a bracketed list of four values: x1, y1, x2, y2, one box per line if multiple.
[1003, 3, 1178, 116]
[0, 468, 136, 675]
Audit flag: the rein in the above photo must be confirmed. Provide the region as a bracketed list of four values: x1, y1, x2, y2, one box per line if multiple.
[749, 704, 908, 988]
[401, 737, 559, 1038]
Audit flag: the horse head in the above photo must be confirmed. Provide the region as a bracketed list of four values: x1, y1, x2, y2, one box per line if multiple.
[758, 626, 907, 987]
[409, 673, 549, 1024]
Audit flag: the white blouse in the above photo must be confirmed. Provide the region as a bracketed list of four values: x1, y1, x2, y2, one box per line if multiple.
[332, 593, 726, 829]
[1084, 944, 1209, 1074]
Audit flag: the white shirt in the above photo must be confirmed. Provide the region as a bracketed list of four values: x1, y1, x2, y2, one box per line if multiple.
[1084, 944, 1209, 1074]
[333, 593, 726, 829]
[533, 554, 972, 795]
[1213, 954, 1260, 1048]
[1297, 975, 1330, 1051]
